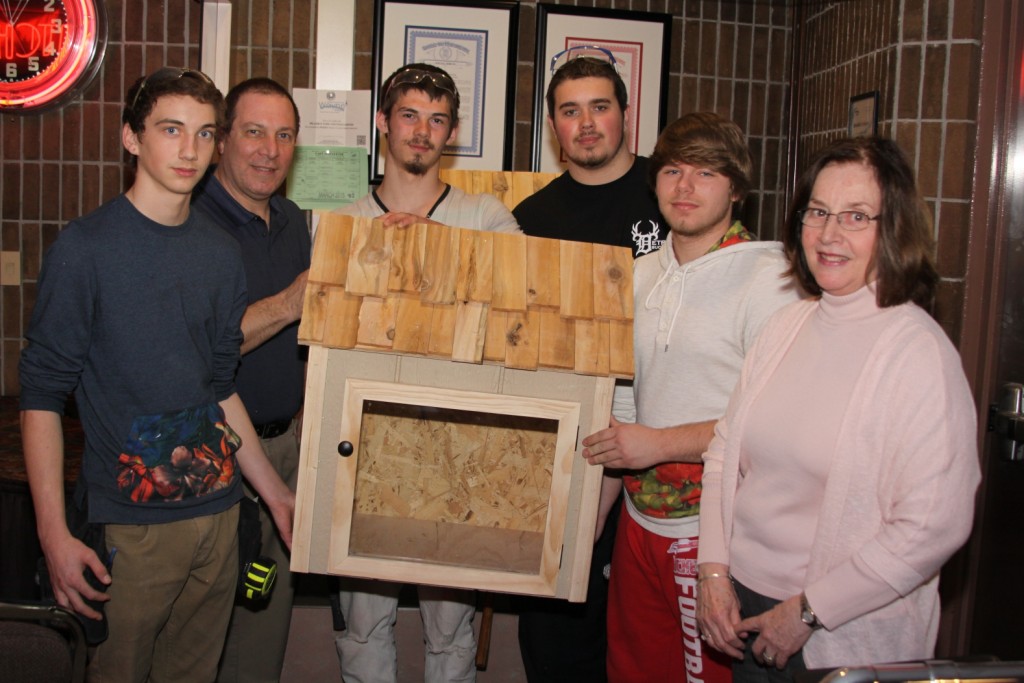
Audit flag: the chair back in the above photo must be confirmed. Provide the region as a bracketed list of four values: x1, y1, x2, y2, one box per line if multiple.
[0, 602, 86, 683]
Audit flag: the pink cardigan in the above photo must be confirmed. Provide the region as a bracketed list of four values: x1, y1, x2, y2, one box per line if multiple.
[698, 295, 980, 669]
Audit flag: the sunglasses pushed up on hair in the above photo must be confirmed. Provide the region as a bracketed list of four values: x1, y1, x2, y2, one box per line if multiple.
[384, 67, 460, 102]
[128, 67, 216, 115]
[548, 45, 619, 75]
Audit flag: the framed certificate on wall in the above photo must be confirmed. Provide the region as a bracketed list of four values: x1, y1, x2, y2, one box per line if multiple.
[371, 0, 518, 179]
[532, 4, 670, 173]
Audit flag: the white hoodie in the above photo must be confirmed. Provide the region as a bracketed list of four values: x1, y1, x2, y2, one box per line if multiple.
[627, 238, 802, 538]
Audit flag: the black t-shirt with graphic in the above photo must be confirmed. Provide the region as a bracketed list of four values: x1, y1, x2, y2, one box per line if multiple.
[512, 156, 667, 258]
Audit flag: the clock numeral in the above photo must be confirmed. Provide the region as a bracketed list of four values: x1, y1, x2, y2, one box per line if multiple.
[1, 0, 105, 112]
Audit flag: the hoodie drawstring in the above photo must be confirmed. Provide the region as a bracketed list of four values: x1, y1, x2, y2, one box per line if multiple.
[644, 261, 690, 351]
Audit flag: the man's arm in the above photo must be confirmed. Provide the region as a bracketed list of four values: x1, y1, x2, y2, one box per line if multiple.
[581, 417, 716, 470]
[219, 393, 295, 548]
[478, 194, 521, 234]
[22, 409, 110, 619]
[239, 270, 309, 354]
[594, 473, 622, 541]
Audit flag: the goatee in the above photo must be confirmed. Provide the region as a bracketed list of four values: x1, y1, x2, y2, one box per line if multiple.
[402, 157, 428, 175]
[570, 152, 611, 169]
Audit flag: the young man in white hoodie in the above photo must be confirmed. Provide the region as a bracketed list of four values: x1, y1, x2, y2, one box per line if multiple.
[581, 112, 802, 683]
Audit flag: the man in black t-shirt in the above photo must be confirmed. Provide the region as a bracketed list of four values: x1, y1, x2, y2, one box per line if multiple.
[513, 53, 667, 259]
[512, 52, 667, 683]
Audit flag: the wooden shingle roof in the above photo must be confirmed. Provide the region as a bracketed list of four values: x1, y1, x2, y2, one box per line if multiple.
[299, 214, 634, 379]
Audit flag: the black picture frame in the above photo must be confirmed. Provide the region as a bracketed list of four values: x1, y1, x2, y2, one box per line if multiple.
[532, 3, 671, 172]
[848, 91, 880, 137]
[371, 0, 519, 181]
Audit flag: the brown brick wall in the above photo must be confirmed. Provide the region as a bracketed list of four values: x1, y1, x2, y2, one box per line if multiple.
[0, 0, 316, 395]
[792, 0, 983, 343]
[0, 0, 986, 393]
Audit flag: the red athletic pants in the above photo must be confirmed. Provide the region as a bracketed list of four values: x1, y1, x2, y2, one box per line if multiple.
[607, 506, 733, 683]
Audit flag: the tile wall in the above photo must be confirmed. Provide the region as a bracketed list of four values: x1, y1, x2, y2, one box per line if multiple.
[793, 0, 983, 342]
[0, 0, 316, 395]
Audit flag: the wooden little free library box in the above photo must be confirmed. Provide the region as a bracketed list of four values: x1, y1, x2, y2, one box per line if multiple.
[290, 213, 634, 602]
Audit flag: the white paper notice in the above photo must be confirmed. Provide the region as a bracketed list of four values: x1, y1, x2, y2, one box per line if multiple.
[293, 88, 373, 151]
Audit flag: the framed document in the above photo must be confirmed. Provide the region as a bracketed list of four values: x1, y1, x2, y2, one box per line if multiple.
[848, 91, 879, 137]
[371, 0, 518, 180]
[532, 4, 671, 173]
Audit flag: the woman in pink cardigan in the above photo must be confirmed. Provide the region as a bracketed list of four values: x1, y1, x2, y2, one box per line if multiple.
[695, 137, 980, 680]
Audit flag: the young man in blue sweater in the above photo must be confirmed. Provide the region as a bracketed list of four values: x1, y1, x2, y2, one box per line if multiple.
[19, 67, 294, 683]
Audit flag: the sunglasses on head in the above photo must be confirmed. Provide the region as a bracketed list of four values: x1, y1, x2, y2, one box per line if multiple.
[129, 67, 216, 115]
[384, 67, 459, 101]
[549, 45, 618, 75]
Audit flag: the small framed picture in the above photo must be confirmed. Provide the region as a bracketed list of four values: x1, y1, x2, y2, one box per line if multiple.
[848, 91, 879, 137]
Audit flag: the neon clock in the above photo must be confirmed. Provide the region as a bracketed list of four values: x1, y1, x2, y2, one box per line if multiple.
[0, 0, 107, 113]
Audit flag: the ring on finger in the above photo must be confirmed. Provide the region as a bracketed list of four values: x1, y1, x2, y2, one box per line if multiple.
[764, 652, 775, 665]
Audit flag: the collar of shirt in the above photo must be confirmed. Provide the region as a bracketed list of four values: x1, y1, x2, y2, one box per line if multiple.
[706, 220, 754, 255]
[197, 168, 279, 232]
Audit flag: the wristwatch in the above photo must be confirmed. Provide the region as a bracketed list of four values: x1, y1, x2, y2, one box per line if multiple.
[800, 592, 822, 630]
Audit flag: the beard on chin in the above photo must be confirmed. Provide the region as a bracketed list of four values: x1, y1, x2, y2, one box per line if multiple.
[566, 133, 624, 170]
[569, 151, 611, 169]
[398, 138, 435, 175]
[668, 206, 733, 240]
[401, 155, 428, 175]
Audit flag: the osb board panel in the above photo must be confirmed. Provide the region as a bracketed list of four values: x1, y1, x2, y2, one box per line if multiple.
[293, 348, 611, 601]
[353, 403, 557, 533]
[328, 378, 578, 597]
[496, 368, 613, 600]
[304, 214, 634, 380]
[348, 515, 544, 574]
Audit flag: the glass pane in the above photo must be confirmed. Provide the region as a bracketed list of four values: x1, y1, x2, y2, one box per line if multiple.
[348, 400, 559, 574]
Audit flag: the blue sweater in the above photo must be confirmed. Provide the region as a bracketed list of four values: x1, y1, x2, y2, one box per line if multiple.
[20, 195, 247, 524]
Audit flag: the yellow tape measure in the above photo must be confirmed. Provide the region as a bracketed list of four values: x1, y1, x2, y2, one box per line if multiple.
[243, 558, 278, 600]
